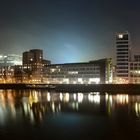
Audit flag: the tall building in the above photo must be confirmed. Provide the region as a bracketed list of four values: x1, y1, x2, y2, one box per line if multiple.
[116, 32, 131, 83]
[23, 49, 43, 65]
[22, 49, 43, 83]
[14, 49, 51, 83]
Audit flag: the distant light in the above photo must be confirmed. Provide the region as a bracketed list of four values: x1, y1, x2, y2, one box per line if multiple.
[68, 71, 78, 74]
[89, 78, 100, 84]
[118, 34, 123, 39]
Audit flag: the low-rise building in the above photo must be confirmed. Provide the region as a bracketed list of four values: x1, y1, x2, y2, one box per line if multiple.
[129, 55, 140, 83]
[0, 54, 22, 66]
[44, 58, 112, 84]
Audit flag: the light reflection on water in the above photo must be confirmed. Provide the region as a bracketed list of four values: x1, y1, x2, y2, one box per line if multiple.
[0, 90, 140, 139]
[0, 90, 139, 123]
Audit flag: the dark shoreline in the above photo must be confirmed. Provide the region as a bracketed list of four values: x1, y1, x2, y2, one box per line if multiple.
[0, 83, 140, 93]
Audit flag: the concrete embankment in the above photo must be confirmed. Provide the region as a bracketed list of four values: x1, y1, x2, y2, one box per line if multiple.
[55, 84, 140, 93]
[0, 83, 27, 89]
[0, 84, 140, 93]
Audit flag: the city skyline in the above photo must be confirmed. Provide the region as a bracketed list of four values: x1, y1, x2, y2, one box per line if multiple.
[0, 0, 140, 63]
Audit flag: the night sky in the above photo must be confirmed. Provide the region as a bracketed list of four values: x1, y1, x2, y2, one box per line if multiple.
[0, 0, 140, 63]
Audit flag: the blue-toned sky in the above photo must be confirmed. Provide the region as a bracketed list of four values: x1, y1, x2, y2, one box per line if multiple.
[0, 0, 140, 63]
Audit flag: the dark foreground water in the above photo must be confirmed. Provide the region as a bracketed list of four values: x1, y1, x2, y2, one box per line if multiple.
[0, 90, 140, 140]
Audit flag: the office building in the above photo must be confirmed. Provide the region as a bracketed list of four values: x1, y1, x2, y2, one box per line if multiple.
[45, 58, 112, 84]
[0, 66, 15, 83]
[19, 49, 43, 83]
[0, 54, 22, 67]
[14, 49, 51, 83]
[116, 32, 131, 83]
[129, 55, 140, 83]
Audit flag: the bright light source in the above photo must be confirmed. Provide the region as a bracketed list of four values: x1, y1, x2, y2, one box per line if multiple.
[118, 34, 123, 39]
[89, 78, 100, 84]
[68, 71, 78, 74]
[63, 78, 69, 84]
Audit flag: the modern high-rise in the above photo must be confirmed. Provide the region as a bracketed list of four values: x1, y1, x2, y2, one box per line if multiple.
[116, 32, 131, 83]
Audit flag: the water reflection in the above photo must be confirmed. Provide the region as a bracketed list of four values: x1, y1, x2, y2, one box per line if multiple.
[0, 90, 140, 125]
[88, 93, 100, 103]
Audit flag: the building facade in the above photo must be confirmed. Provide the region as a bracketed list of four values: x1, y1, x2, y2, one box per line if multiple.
[0, 54, 22, 67]
[44, 58, 112, 84]
[116, 32, 131, 83]
[14, 49, 51, 83]
[129, 55, 140, 83]
[0, 54, 21, 83]
[0, 66, 14, 83]
[21, 49, 43, 83]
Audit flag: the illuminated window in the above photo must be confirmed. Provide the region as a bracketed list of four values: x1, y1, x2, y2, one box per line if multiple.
[118, 34, 123, 39]
[68, 71, 78, 74]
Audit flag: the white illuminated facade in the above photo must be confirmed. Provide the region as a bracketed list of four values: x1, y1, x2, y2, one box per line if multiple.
[45, 58, 112, 84]
[0, 54, 21, 83]
[0, 54, 22, 66]
[0, 66, 14, 83]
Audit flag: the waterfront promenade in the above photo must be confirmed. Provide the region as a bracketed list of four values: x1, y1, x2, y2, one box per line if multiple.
[0, 83, 140, 93]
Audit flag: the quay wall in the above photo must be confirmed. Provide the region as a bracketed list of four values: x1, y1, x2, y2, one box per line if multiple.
[0, 84, 140, 93]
